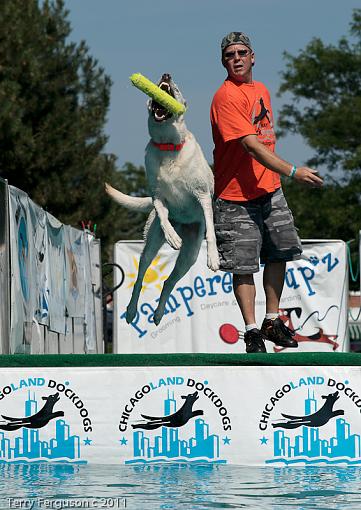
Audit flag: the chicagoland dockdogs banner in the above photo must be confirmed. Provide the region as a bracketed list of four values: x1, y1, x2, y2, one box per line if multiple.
[0, 365, 361, 466]
[113, 240, 348, 353]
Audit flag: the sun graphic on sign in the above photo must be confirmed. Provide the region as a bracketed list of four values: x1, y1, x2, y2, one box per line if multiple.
[127, 255, 168, 293]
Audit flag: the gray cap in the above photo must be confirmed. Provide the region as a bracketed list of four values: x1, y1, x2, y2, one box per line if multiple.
[221, 32, 252, 52]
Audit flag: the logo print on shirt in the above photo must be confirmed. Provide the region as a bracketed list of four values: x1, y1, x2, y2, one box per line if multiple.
[252, 97, 275, 145]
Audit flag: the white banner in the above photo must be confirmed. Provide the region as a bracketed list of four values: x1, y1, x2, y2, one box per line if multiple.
[9, 188, 34, 350]
[28, 201, 49, 326]
[47, 214, 66, 335]
[84, 233, 97, 351]
[0, 366, 360, 465]
[114, 240, 348, 353]
[64, 226, 87, 318]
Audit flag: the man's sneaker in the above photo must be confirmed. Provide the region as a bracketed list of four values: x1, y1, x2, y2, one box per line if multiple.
[261, 317, 298, 348]
[244, 328, 267, 353]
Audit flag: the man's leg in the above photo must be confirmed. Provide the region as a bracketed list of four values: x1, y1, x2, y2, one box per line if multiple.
[261, 261, 298, 347]
[233, 274, 256, 325]
[263, 261, 286, 313]
[260, 189, 300, 348]
[213, 197, 265, 353]
[233, 273, 266, 353]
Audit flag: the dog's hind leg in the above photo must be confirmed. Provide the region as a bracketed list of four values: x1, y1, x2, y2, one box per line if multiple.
[126, 213, 165, 324]
[197, 193, 220, 272]
[153, 222, 203, 325]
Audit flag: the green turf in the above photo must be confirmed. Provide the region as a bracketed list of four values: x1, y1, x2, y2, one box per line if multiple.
[0, 353, 360, 367]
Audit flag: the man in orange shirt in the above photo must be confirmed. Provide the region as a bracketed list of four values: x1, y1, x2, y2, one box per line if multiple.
[211, 32, 323, 353]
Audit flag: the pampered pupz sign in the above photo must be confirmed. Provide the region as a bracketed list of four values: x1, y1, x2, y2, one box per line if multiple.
[113, 240, 348, 353]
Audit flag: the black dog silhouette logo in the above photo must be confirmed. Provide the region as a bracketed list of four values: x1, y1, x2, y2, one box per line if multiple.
[132, 391, 203, 430]
[272, 391, 344, 430]
[0, 392, 64, 431]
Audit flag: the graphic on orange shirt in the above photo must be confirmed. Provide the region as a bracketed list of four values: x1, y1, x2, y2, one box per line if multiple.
[252, 97, 276, 146]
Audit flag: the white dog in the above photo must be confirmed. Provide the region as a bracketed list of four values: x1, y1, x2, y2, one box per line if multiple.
[106, 73, 219, 325]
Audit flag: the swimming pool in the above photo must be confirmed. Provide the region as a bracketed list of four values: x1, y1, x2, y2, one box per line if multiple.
[0, 464, 360, 509]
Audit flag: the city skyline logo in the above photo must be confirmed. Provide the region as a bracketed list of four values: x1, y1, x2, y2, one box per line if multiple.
[259, 377, 361, 465]
[119, 377, 232, 464]
[0, 377, 94, 463]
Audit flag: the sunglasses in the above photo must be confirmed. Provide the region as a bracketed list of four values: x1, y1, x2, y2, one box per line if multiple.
[224, 49, 252, 60]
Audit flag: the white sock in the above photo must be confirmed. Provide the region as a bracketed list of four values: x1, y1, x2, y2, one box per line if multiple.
[265, 313, 279, 321]
[245, 323, 258, 332]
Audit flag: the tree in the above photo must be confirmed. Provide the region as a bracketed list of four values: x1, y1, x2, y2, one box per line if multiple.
[0, 0, 148, 262]
[282, 178, 359, 241]
[278, 10, 361, 289]
[282, 176, 360, 290]
[277, 9, 361, 177]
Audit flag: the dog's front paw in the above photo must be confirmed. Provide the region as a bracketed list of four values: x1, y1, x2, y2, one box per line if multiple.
[153, 308, 164, 326]
[207, 249, 220, 272]
[164, 229, 182, 250]
[126, 304, 137, 324]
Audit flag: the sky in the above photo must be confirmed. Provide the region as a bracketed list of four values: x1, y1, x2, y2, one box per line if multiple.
[64, 0, 357, 173]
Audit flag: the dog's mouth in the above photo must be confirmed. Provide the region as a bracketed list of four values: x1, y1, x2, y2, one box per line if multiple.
[151, 74, 174, 123]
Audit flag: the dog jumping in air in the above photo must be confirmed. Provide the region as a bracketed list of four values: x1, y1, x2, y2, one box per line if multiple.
[106, 73, 219, 325]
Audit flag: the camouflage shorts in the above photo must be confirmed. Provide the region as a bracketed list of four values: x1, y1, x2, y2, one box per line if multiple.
[213, 188, 302, 274]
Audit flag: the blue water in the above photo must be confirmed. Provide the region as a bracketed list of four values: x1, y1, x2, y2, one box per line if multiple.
[1, 464, 361, 509]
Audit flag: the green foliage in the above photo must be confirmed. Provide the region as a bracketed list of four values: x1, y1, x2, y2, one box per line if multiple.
[283, 177, 360, 240]
[283, 176, 360, 290]
[278, 10, 361, 289]
[277, 9, 361, 174]
[0, 1, 109, 202]
[0, 0, 149, 263]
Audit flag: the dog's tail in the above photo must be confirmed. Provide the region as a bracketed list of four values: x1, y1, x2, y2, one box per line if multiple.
[105, 183, 153, 212]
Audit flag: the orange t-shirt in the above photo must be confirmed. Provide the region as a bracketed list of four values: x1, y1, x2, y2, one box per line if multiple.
[210, 78, 280, 201]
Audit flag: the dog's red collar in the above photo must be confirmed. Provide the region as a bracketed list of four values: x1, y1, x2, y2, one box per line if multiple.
[152, 141, 185, 151]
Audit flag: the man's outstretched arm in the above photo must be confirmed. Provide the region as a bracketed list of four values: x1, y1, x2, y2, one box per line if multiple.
[240, 134, 323, 187]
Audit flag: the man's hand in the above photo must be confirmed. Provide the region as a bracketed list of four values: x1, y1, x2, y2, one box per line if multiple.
[293, 167, 323, 187]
